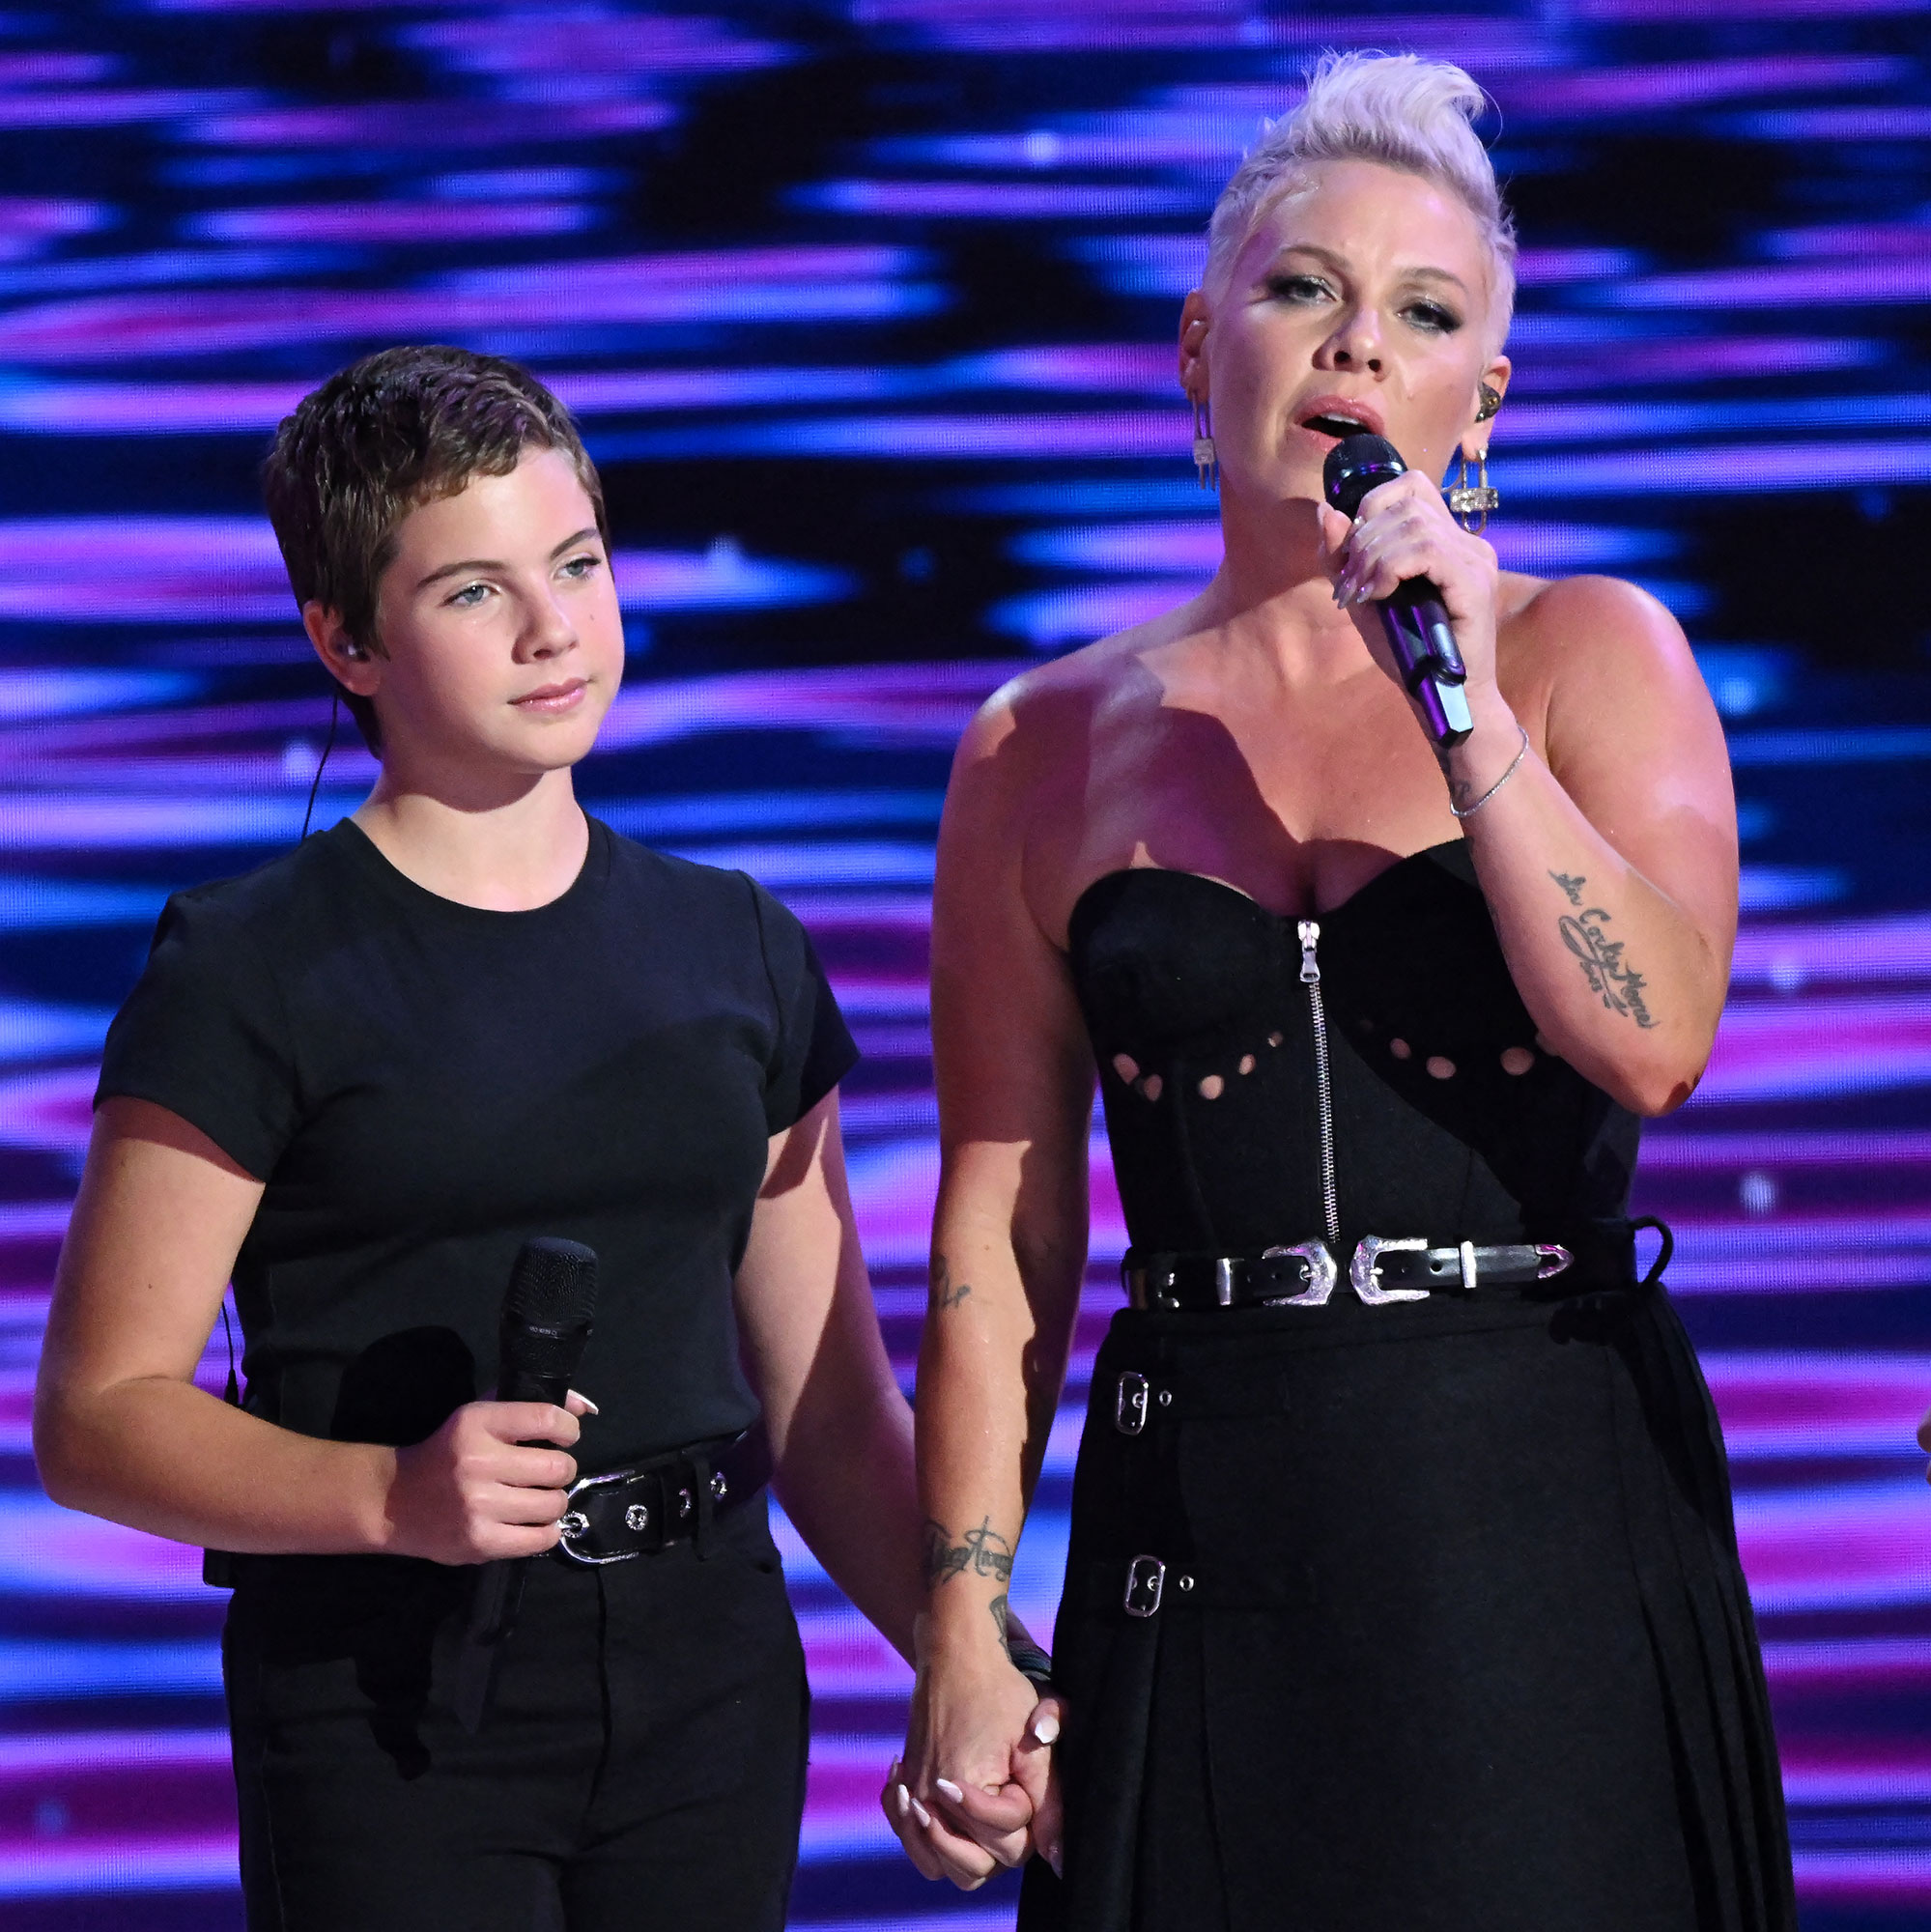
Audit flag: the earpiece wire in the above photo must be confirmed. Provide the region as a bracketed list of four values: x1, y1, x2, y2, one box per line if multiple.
[299, 690, 341, 841]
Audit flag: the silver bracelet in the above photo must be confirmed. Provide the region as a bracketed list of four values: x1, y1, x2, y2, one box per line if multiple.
[1448, 724, 1531, 820]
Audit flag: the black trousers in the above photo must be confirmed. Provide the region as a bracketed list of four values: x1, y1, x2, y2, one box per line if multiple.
[222, 1499, 809, 1932]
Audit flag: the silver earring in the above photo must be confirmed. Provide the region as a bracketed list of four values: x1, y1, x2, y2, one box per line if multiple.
[1191, 395, 1217, 491]
[1446, 449, 1498, 533]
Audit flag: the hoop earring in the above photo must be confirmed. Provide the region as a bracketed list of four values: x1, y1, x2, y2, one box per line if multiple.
[1191, 395, 1217, 491]
[1446, 448, 1499, 534]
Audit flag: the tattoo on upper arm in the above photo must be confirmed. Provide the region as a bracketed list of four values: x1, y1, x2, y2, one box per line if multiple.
[929, 1254, 972, 1313]
[1548, 872, 1660, 1030]
[923, 1516, 1015, 1587]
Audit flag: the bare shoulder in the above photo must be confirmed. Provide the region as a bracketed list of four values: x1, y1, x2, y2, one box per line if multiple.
[1504, 571, 1697, 673]
[950, 615, 1171, 791]
[1497, 571, 1708, 723]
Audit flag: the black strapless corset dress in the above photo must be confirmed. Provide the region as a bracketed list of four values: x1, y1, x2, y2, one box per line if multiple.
[1018, 843, 1796, 1932]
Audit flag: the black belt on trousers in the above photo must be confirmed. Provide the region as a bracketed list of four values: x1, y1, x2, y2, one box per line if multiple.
[554, 1423, 771, 1566]
[205, 1423, 775, 1595]
[1123, 1223, 1656, 1313]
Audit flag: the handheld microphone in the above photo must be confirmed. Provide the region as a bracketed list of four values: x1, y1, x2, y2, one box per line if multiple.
[495, 1236, 598, 1411]
[1322, 433, 1474, 748]
[455, 1236, 598, 1732]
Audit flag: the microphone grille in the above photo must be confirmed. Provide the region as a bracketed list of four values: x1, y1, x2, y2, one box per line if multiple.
[503, 1236, 598, 1330]
[1322, 433, 1406, 519]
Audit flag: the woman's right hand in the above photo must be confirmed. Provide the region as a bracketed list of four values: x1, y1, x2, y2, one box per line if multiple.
[384, 1393, 589, 1564]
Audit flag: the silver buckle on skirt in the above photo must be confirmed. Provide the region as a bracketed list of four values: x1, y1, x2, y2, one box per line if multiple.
[1123, 1554, 1166, 1618]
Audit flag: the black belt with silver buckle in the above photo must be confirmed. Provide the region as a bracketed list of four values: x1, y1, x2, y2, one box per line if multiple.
[554, 1424, 771, 1566]
[1123, 1231, 1636, 1313]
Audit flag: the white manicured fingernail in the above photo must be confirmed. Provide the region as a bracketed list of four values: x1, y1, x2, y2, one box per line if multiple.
[909, 1796, 933, 1828]
[934, 1777, 964, 1802]
[1032, 1713, 1061, 1745]
[895, 1783, 911, 1818]
[569, 1389, 600, 1415]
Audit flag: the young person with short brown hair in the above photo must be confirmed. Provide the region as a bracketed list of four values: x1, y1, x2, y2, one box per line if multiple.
[36, 345, 930, 1930]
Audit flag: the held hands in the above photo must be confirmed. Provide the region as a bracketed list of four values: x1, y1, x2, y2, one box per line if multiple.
[383, 1389, 594, 1565]
[884, 1613, 1065, 1887]
[1317, 469, 1502, 702]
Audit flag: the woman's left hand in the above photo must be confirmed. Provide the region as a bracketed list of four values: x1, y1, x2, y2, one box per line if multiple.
[1318, 470, 1502, 706]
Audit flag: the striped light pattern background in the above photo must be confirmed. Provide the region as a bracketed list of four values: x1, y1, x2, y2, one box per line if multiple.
[0, 2, 1928, 1925]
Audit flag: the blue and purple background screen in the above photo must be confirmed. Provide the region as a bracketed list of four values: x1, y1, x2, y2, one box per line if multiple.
[0, 2, 1928, 1925]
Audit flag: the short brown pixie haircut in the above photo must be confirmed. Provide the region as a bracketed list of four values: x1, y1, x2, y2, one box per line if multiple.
[263, 345, 608, 753]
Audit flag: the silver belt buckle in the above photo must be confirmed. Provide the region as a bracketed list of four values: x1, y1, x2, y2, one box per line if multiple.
[554, 1467, 646, 1567]
[1123, 1554, 1166, 1618]
[1115, 1370, 1150, 1435]
[1535, 1242, 1574, 1280]
[1350, 1236, 1432, 1306]
[1259, 1239, 1337, 1306]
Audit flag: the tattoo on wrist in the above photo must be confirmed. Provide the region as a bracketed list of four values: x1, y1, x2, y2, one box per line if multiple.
[923, 1516, 1015, 1587]
[989, 1591, 1010, 1646]
[929, 1254, 972, 1312]
[1433, 744, 1474, 813]
[1548, 872, 1660, 1030]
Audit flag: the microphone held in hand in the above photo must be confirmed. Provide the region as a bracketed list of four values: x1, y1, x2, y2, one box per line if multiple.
[1322, 434, 1474, 749]
[455, 1236, 598, 1732]
[496, 1235, 599, 1409]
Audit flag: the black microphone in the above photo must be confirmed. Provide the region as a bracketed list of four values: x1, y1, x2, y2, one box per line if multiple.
[1322, 433, 1474, 748]
[494, 1236, 598, 1411]
[454, 1236, 598, 1732]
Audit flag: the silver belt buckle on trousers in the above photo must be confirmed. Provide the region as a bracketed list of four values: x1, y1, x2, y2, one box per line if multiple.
[555, 1466, 647, 1567]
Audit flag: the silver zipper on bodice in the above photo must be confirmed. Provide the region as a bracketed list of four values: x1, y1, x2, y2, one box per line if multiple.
[1297, 919, 1341, 1247]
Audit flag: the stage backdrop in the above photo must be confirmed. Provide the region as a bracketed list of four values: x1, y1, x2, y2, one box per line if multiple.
[0, 2, 1928, 1926]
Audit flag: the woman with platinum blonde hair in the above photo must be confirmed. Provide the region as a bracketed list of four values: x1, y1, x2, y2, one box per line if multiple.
[885, 50, 1796, 1932]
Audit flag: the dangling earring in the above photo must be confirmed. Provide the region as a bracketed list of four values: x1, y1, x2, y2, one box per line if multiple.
[1191, 394, 1217, 491]
[1447, 448, 1498, 533]
[1448, 386, 1501, 532]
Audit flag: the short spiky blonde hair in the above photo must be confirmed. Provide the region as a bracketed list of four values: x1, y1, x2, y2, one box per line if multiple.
[1205, 52, 1518, 345]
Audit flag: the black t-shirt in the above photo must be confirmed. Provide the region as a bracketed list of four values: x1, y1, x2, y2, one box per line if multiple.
[96, 816, 857, 1468]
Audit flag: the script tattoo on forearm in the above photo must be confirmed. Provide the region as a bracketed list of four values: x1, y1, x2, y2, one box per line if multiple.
[923, 1516, 1015, 1587]
[1548, 871, 1660, 1030]
[929, 1254, 972, 1313]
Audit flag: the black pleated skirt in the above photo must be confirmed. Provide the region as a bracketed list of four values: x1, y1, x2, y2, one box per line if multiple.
[1019, 1281, 1797, 1932]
